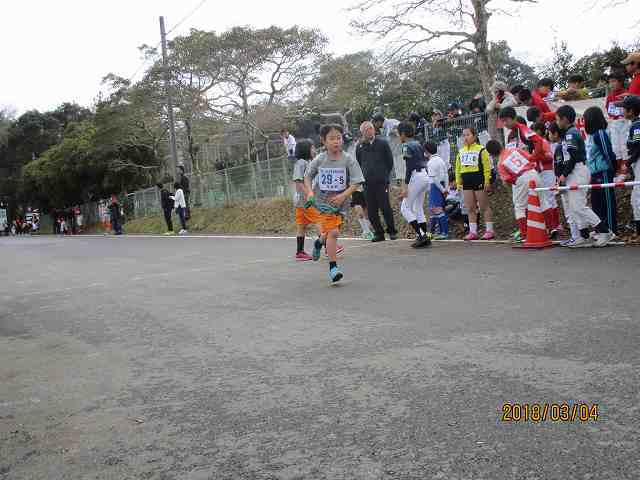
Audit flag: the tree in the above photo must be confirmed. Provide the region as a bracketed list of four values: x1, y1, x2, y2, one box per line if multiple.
[351, 0, 538, 138]
[572, 44, 628, 87]
[538, 40, 575, 88]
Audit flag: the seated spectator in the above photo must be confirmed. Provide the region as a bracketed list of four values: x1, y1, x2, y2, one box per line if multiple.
[558, 74, 590, 100]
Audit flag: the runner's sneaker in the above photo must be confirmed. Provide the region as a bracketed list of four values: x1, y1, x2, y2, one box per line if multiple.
[512, 230, 523, 243]
[432, 234, 448, 240]
[295, 252, 313, 261]
[560, 238, 574, 247]
[329, 266, 343, 283]
[464, 232, 479, 241]
[566, 237, 593, 248]
[481, 231, 495, 240]
[312, 238, 323, 261]
[361, 231, 374, 240]
[163, 231, 174, 236]
[178, 229, 188, 235]
[592, 231, 615, 248]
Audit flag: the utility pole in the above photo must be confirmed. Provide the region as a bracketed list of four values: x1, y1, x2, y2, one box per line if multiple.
[159, 16, 179, 174]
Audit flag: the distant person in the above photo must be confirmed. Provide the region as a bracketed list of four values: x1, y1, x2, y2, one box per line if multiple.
[469, 94, 486, 114]
[622, 52, 640, 96]
[425, 141, 449, 239]
[171, 182, 188, 235]
[356, 121, 397, 242]
[622, 95, 640, 240]
[486, 81, 518, 114]
[558, 75, 589, 101]
[281, 128, 297, 162]
[518, 85, 556, 123]
[158, 183, 174, 235]
[291, 139, 316, 261]
[606, 71, 629, 170]
[177, 165, 191, 220]
[109, 195, 123, 235]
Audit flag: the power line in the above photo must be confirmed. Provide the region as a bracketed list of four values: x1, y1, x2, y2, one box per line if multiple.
[166, 0, 209, 36]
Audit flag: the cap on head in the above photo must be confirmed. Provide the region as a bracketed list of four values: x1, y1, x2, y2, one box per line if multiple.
[447, 102, 459, 111]
[621, 52, 640, 65]
[372, 112, 385, 123]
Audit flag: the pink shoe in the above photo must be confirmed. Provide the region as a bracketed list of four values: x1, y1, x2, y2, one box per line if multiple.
[464, 232, 479, 241]
[481, 231, 495, 240]
[295, 252, 313, 261]
[324, 244, 345, 258]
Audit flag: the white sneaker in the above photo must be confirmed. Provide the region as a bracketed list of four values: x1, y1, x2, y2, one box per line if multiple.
[593, 231, 614, 248]
[178, 229, 188, 235]
[567, 237, 593, 248]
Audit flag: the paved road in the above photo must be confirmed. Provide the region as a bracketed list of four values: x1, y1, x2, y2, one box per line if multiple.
[1, 235, 639, 479]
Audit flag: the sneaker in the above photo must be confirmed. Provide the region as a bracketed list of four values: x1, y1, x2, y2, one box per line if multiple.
[593, 231, 615, 248]
[361, 231, 374, 240]
[312, 239, 323, 261]
[411, 235, 432, 248]
[432, 234, 448, 240]
[389, 233, 398, 240]
[324, 244, 345, 258]
[567, 237, 593, 248]
[163, 231, 174, 236]
[560, 238, 575, 247]
[371, 235, 385, 243]
[464, 232, 479, 241]
[329, 266, 343, 283]
[512, 230, 523, 243]
[295, 252, 313, 261]
[178, 229, 188, 235]
[549, 229, 559, 240]
[481, 231, 495, 240]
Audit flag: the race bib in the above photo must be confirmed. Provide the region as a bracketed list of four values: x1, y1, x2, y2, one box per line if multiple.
[318, 167, 347, 192]
[608, 103, 623, 117]
[561, 144, 571, 162]
[503, 151, 529, 175]
[460, 151, 479, 167]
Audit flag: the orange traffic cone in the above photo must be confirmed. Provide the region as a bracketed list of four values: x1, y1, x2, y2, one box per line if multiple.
[516, 180, 553, 249]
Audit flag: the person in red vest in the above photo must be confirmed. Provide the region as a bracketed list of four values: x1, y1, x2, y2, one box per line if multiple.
[622, 52, 640, 96]
[486, 140, 541, 242]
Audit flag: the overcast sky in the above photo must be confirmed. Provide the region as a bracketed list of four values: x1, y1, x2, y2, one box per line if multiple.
[1, 0, 637, 114]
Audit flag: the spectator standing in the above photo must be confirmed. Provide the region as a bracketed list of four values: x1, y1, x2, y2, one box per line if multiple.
[622, 52, 640, 96]
[606, 71, 629, 171]
[486, 81, 518, 114]
[158, 183, 174, 235]
[583, 107, 618, 235]
[177, 165, 191, 220]
[281, 128, 297, 162]
[356, 121, 397, 242]
[425, 141, 450, 239]
[109, 195, 123, 235]
[622, 95, 640, 240]
[555, 105, 614, 247]
[171, 182, 188, 235]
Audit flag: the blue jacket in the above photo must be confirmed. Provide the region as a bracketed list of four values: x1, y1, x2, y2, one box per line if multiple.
[402, 140, 427, 184]
[586, 129, 615, 174]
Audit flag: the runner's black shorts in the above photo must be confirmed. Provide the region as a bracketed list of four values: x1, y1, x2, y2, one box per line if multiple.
[351, 190, 367, 208]
[461, 172, 486, 191]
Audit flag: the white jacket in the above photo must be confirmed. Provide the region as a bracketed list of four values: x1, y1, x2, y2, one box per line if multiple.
[172, 188, 186, 208]
[427, 155, 449, 193]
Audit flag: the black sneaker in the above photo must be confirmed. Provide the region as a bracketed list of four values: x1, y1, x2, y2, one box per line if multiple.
[389, 233, 398, 240]
[371, 235, 386, 243]
[412, 235, 432, 249]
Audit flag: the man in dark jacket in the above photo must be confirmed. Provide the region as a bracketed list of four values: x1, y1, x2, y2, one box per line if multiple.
[177, 165, 191, 219]
[356, 121, 397, 241]
[158, 183, 174, 234]
[108, 195, 123, 235]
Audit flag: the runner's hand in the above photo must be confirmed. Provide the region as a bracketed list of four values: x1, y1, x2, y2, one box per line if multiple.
[328, 194, 345, 207]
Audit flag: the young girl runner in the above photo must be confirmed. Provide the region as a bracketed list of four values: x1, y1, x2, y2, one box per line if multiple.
[292, 139, 316, 260]
[303, 124, 364, 283]
[455, 127, 494, 240]
[398, 121, 431, 248]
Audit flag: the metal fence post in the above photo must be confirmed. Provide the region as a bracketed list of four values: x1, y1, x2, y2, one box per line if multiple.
[281, 155, 289, 198]
[224, 168, 231, 204]
[251, 163, 258, 201]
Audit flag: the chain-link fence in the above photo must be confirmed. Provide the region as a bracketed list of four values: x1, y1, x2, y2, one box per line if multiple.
[124, 155, 293, 219]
